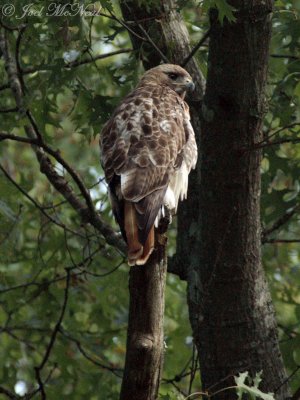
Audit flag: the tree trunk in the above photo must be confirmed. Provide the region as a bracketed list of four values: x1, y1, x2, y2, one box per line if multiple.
[194, 1, 290, 398]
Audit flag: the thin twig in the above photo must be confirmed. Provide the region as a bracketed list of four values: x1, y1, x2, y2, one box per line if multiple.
[274, 364, 300, 394]
[0, 244, 103, 295]
[34, 269, 71, 397]
[59, 328, 123, 377]
[0, 20, 26, 32]
[255, 137, 300, 149]
[0, 163, 86, 238]
[262, 204, 300, 242]
[0, 386, 19, 399]
[120, 3, 170, 63]
[181, 28, 211, 67]
[0, 83, 10, 91]
[15, 24, 26, 92]
[134, 21, 169, 63]
[188, 344, 198, 395]
[108, 9, 148, 43]
[271, 54, 299, 60]
[254, 122, 300, 147]
[0, 132, 36, 144]
[264, 239, 300, 243]
[22, 49, 133, 75]
[0, 107, 18, 113]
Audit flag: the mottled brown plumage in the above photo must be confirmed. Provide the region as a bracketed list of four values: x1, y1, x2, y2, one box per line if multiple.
[100, 64, 197, 265]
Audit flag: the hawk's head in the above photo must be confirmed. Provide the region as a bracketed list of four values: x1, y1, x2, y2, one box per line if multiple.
[140, 64, 195, 98]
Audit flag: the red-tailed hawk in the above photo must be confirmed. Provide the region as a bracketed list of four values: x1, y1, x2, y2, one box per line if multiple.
[100, 64, 197, 266]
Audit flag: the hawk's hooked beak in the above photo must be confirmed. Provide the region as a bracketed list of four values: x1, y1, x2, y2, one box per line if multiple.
[185, 80, 195, 92]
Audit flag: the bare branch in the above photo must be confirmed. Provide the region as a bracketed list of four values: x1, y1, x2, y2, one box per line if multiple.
[34, 269, 71, 398]
[0, 83, 10, 91]
[0, 244, 103, 295]
[271, 54, 299, 60]
[275, 365, 300, 394]
[262, 204, 300, 242]
[59, 328, 123, 377]
[0, 29, 25, 111]
[22, 48, 133, 75]
[181, 28, 211, 67]
[264, 239, 300, 244]
[119, 4, 170, 63]
[257, 137, 300, 149]
[0, 132, 36, 144]
[0, 163, 90, 239]
[107, 10, 148, 43]
[188, 344, 198, 395]
[15, 24, 26, 91]
[254, 122, 300, 148]
[132, 21, 169, 64]
[0, 20, 26, 32]
[0, 386, 19, 399]
[0, 107, 18, 113]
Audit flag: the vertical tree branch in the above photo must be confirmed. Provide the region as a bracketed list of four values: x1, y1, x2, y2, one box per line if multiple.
[120, 234, 167, 400]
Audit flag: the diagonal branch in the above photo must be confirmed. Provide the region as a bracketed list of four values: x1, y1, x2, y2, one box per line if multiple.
[128, 16, 169, 63]
[253, 122, 300, 148]
[59, 328, 123, 377]
[0, 386, 18, 400]
[0, 163, 89, 239]
[181, 28, 211, 67]
[262, 204, 300, 242]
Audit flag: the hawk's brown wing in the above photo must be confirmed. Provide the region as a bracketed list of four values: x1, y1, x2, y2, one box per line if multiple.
[100, 84, 189, 244]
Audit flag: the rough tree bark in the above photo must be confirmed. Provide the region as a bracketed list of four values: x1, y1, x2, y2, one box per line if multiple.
[119, 0, 290, 399]
[195, 2, 289, 398]
[119, 231, 167, 400]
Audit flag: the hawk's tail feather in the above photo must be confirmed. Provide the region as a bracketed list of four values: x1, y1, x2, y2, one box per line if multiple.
[136, 225, 154, 265]
[124, 201, 154, 266]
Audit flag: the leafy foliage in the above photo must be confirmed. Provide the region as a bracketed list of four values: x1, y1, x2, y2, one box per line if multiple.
[0, 0, 300, 398]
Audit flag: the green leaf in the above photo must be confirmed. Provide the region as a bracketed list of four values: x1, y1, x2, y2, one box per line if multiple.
[234, 372, 275, 400]
[202, 0, 237, 23]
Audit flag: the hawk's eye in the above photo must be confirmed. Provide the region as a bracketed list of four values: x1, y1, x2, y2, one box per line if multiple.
[168, 73, 178, 80]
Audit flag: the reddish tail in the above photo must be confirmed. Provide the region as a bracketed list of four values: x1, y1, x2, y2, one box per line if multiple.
[124, 201, 154, 266]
